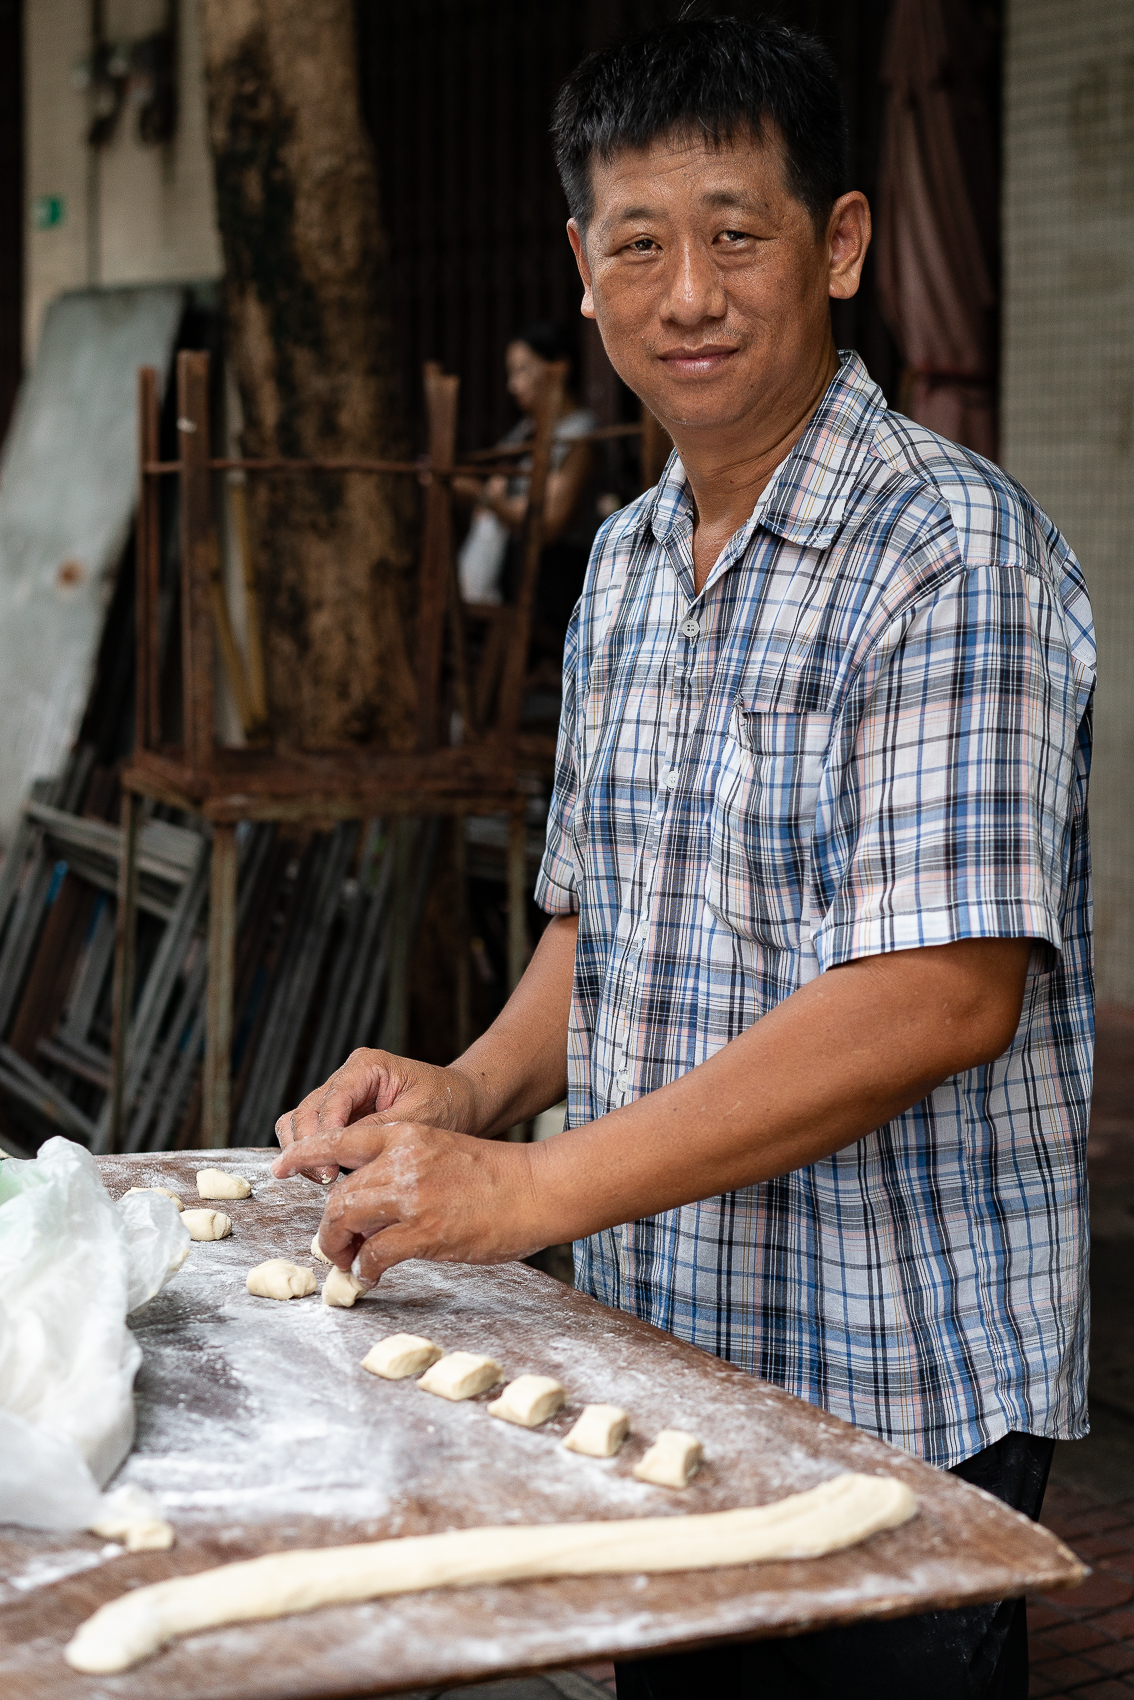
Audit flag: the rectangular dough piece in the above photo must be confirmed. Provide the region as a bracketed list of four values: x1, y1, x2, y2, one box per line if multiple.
[563, 1403, 631, 1458]
[488, 1375, 565, 1428]
[246, 1259, 317, 1300]
[417, 1351, 502, 1401]
[196, 1168, 251, 1200]
[181, 1208, 232, 1241]
[121, 1186, 183, 1211]
[322, 1266, 368, 1307]
[361, 1334, 444, 1380]
[633, 1429, 703, 1488]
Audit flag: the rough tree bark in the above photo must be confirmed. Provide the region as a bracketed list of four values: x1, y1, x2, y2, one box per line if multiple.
[199, 0, 416, 749]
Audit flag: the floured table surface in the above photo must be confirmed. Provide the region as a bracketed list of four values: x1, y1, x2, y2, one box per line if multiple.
[1, 1152, 1083, 1699]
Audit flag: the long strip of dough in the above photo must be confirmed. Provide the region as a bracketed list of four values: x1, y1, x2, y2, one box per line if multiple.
[66, 1473, 916, 1674]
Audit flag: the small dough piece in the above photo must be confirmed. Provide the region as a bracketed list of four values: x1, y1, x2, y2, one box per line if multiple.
[196, 1168, 251, 1200]
[311, 1233, 332, 1264]
[361, 1333, 443, 1380]
[563, 1403, 631, 1458]
[417, 1351, 502, 1401]
[633, 1428, 703, 1488]
[488, 1374, 565, 1428]
[90, 1486, 175, 1552]
[121, 1186, 183, 1212]
[246, 1259, 317, 1300]
[64, 1473, 919, 1673]
[91, 1513, 175, 1552]
[322, 1266, 368, 1308]
[182, 1208, 232, 1241]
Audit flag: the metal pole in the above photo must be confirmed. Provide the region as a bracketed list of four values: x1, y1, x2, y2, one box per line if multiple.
[378, 818, 414, 1056]
[507, 809, 527, 993]
[108, 789, 141, 1151]
[202, 824, 238, 1147]
[454, 813, 470, 1056]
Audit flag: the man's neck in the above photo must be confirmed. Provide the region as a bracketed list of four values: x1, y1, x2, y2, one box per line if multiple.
[670, 342, 839, 594]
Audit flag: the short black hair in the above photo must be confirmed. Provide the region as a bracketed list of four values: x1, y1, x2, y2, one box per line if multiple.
[552, 15, 847, 234]
[514, 320, 576, 368]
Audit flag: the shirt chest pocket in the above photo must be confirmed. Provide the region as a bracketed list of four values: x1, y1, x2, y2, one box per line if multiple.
[706, 707, 834, 949]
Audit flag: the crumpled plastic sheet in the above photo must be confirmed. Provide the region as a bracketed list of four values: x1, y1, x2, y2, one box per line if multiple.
[0, 1137, 189, 1529]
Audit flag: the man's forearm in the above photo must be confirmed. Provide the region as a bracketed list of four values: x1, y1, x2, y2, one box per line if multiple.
[448, 912, 578, 1137]
[524, 936, 1034, 1245]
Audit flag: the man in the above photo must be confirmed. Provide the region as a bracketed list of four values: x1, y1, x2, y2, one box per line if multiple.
[273, 17, 1094, 1698]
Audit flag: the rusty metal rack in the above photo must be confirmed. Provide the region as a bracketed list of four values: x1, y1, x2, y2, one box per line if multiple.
[110, 348, 571, 1150]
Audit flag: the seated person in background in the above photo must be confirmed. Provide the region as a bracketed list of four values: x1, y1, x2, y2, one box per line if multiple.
[454, 322, 598, 637]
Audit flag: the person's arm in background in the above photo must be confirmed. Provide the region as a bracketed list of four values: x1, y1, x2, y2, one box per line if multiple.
[454, 440, 596, 541]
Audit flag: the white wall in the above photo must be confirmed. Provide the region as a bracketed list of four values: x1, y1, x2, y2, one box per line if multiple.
[1002, 0, 1134, 1005]
[24, 0, 222, 359]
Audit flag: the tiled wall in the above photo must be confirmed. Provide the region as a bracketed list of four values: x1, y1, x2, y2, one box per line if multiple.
[1002, 0, 1134, 1004]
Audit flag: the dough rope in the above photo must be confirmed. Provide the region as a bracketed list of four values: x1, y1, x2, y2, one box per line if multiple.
[65, 1473, 917, 1674]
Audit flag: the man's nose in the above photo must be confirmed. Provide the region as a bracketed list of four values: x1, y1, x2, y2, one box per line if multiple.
[659, 240, 727, 326]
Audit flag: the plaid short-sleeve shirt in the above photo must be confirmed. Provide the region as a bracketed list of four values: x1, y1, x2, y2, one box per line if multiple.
[536, 352, 1095, 1468]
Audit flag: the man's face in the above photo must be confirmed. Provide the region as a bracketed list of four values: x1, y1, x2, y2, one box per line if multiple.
[568, 128, 864, 441]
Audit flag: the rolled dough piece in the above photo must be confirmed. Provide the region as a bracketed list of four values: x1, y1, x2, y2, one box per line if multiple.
[121, 1186, 183, 1211]
[89, 1485, 175, 1552]
[323, 1266, 367, 1307]
[417, 1351, 502, 1401]
[182, 1208, 232, 1241]
[488, 1374, 565, 1428]
[91, 1512, 175, 1551]
[196, 1168, 251, 1200]
[361, 1334, 443, 1380]
[563, 1403, 631, 1458]
[634, 1429, 703, 1488]
[65, 1473, 918, 1674]
[246, 1259, 317, 1300]
[311, 1233, 332, 1264]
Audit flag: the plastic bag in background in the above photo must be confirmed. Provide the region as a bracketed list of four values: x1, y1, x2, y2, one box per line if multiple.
[0, 1137, 189, 1530]
[457, 508, 508, 604]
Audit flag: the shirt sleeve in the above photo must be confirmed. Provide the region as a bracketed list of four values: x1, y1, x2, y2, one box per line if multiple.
[535, 607, 582, 916]
[811, 555, 1087, 971]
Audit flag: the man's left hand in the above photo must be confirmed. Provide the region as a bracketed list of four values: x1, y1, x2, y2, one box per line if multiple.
[271, 1120, 546, 1284]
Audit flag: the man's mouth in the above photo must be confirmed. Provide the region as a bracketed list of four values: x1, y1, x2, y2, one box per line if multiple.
[656, 345, 739, 377]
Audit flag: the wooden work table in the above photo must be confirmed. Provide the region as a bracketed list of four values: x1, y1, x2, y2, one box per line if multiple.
[0, 1152, 1084, 1699]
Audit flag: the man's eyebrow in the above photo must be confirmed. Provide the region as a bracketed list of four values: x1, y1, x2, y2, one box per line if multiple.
[609, 189, 764, 223]
[700, 188, 766, 212]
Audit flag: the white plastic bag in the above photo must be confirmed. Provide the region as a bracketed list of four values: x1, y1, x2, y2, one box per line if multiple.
[457, 508, 508, 604]
[0, 1137, 189, 1529]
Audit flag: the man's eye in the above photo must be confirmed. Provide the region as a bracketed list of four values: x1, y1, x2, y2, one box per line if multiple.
[628, 238, 657, 252]
[719, 229, 751, 244]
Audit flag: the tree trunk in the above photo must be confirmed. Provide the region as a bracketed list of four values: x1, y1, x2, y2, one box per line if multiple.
[199, 0, 416, 749]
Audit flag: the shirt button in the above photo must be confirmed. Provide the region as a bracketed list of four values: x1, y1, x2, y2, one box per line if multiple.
[616, 1070, 630, 1091]
[665, 768, 679, 789]
[680, 616, 700, 640]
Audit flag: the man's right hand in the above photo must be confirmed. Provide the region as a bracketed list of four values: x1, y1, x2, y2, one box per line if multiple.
[274, 1050, 479, 1184]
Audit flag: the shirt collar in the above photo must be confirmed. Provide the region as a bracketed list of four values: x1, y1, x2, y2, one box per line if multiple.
[643, 351, 887, 554]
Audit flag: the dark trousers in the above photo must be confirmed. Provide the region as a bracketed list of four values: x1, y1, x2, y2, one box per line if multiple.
[614, 1430, 1055, 1700]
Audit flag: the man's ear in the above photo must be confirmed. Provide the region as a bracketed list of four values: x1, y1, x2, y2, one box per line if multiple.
[567, 219, 596, 320]
[827, 192, 871, 302]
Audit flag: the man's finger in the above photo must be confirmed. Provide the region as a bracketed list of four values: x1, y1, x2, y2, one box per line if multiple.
[317, 1178, 405, 1265]
[270, 1118, 397, 1180]
[353, 1224, 423, 1284]
[313, 1051, 399, 1138]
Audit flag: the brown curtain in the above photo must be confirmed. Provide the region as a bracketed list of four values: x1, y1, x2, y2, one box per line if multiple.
[875, 0, 999, 459]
